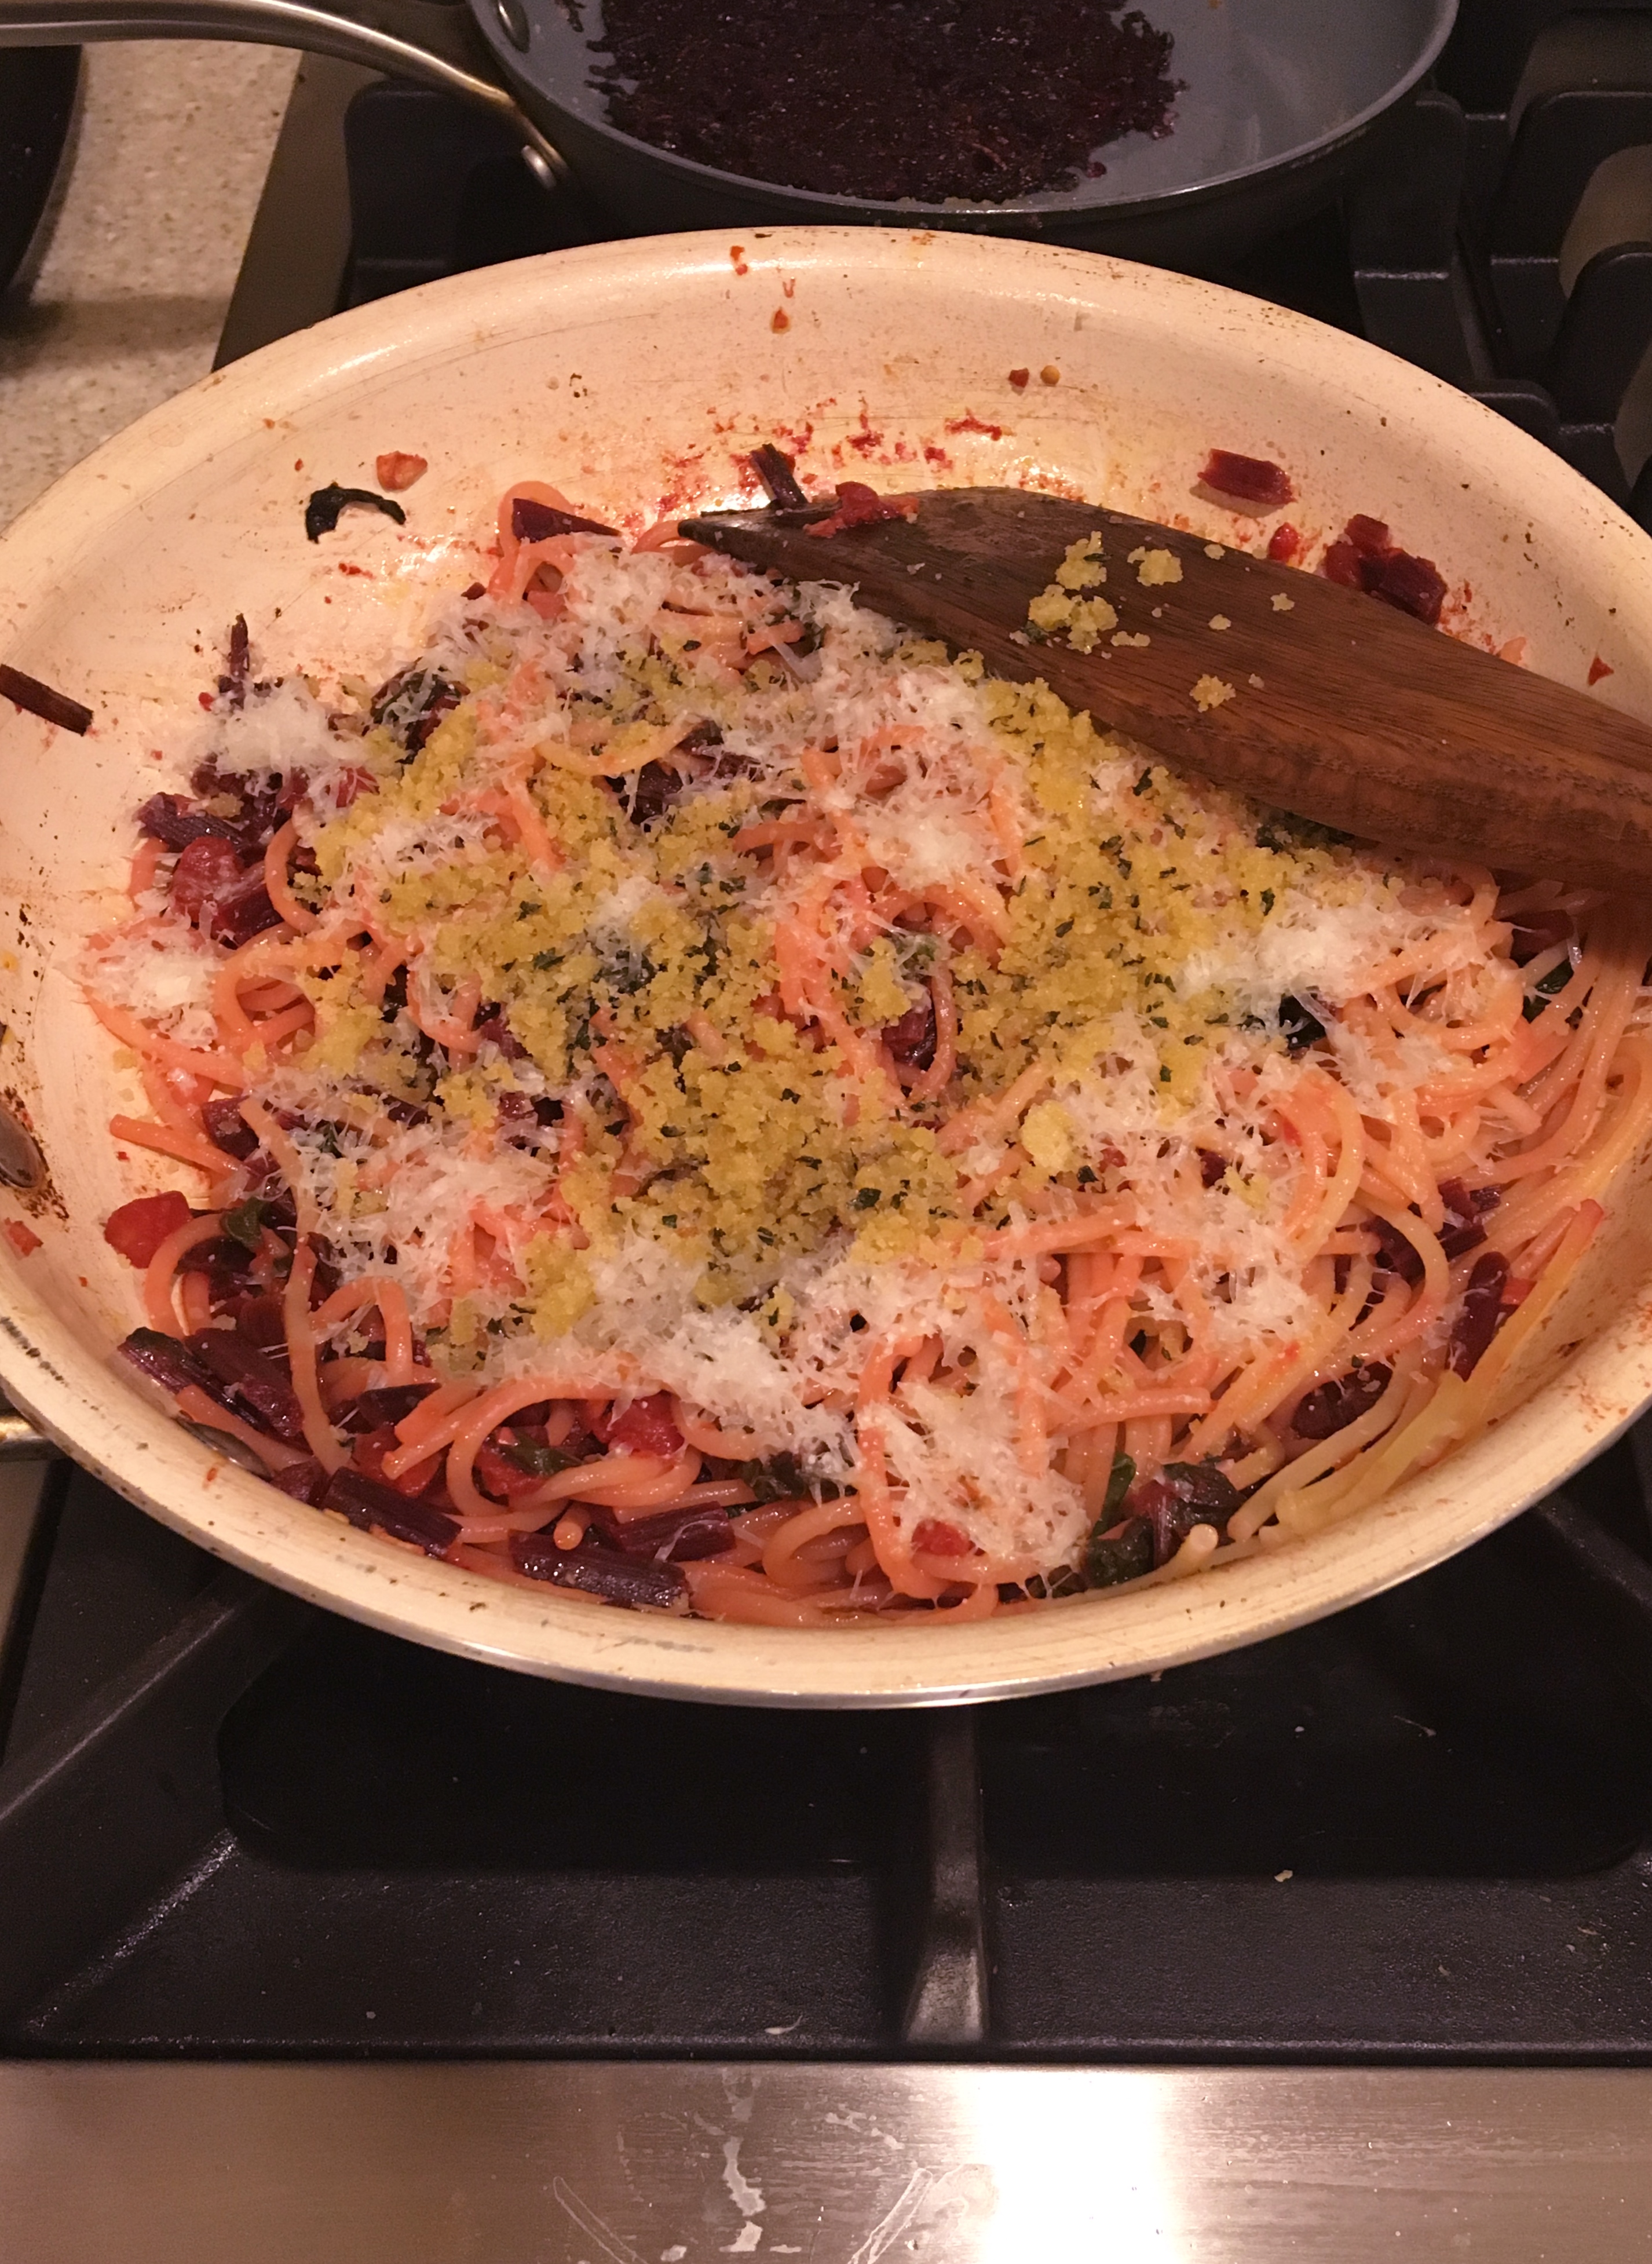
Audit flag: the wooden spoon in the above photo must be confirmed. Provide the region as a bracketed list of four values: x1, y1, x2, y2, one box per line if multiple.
[679, 486, 1652, 894]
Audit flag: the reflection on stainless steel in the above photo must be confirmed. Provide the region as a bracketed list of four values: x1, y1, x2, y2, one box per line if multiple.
[177, 1419, 269, 1475]
[0, 1407, 57, 1461]
[0, 1100, 45, 1190]
[2, 2061, 1652, 2260]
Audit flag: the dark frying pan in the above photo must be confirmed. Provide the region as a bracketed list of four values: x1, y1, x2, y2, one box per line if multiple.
[0, 0, 1455, 264]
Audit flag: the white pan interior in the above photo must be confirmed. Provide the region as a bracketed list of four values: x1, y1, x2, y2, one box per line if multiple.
[0, 227, 1648, 1707]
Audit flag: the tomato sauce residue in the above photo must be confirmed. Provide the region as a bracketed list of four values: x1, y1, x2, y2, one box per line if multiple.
[3, 1218, 41, 1258]
[1589, 653, 1615, 685]
[946, 413, 1005, 440]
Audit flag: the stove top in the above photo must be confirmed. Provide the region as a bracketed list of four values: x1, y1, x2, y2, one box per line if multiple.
[9, 0, 1652, 2250]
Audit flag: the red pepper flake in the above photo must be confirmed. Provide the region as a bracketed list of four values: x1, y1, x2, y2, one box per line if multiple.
[946, 412, 1004, 439]
[1589, 653, 1614, 685]
[781, 276, 796, 298]
[374, 451, 427, 492]
[729, 244, 749, 276]
[3, 1218, 41, 1258]
[1266, 522, 1302, 563]
[1199, 448, 1296, 510]
[771, 308, 790, 333]
[0, 663, 93, 735]
[1008, 367, 1030, 389]
[803, 483, 920, 538]
[337, 562, 372, 577]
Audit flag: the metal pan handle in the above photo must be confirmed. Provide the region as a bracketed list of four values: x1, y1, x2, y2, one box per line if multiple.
[0, 0, 566, 178]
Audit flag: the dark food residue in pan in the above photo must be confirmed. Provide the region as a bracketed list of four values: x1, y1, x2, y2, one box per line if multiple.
[583, 0, 1180, 205]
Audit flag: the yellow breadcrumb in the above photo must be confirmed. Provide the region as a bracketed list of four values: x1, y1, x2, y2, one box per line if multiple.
[1192, 674, 1237, 712]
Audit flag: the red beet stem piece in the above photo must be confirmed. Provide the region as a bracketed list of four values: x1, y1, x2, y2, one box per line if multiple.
[510, 1530, 686, 1608]
[119, 1327, 221, 1401]
[1450, 1252, 1512, 1378]
[750, 443, 810, 512]
[337, 1382, 440, 1434]
[803, 483, 920, 539]
[185, 1328, 307, 1442]
[1293, 1363, 1392, 1440]
[136, 791, 248, 852]
[1366, 547, 1447, 627]
[271, 1456, 330, 1506]
[0, 662, 92, 735]
[1437, 1177, 1500, 1262]
[1198, 450, 1295, 509]
[202, 1098, 259, 1159]
[324, 1466, 458, 1555]
[104, 1191, 194, 1266]
[510, 498, 620, 543]
[587, 1502, 735, 1562]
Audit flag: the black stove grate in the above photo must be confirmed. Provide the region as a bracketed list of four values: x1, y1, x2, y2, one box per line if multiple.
[5, 1448, 1652, 2061]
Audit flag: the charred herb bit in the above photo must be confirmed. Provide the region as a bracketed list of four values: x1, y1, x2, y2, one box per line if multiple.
[730, 1449, 832, 1503]
[0, 662, 92, 735]
[1523, 958, 1574, 1020]
[304, 484, 407, 542]
[1084, 1452, 1147, 1585]
[503, 1435, 579, 1478]
[222, 1195, 271, 1250]
[510, 497, 619, 543]
[1277, 994, 1327, 1054]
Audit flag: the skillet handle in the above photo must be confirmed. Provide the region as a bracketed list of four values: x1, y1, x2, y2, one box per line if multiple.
[0, 0, 568, 180]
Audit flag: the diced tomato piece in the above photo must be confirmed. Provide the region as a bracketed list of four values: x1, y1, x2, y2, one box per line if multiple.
[474, 1425, 549, 1501]
[103, 1190, 192, 1265]
[375, 451, 427, 492]
[913, 1517, 973, 1557]
[170, 835, 246, 925]
[3, 1218, 41, 1258]
[352, 1422, 440, 1496]
[594, 1392, 683, 1458]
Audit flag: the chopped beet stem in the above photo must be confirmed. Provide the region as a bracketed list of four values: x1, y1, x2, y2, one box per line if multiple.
[0, 662, 92, 735]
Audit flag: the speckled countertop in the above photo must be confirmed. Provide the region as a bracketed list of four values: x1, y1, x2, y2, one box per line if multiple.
[0, 41, 297, 530]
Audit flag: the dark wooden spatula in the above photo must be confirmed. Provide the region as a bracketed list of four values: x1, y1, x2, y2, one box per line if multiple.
[679, 485, 1652, 894]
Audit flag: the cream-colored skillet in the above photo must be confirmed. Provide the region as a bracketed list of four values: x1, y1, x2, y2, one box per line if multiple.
[0, 227, 1647, 1707]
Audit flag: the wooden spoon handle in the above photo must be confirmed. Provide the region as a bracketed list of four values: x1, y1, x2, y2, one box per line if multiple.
[683, 488, 1652, 894]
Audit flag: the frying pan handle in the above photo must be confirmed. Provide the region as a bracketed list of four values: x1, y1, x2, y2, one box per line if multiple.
[0, 0, 568, 181]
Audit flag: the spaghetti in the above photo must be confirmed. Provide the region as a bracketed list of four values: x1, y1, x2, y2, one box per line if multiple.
[83, 483, 1652, 1623]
